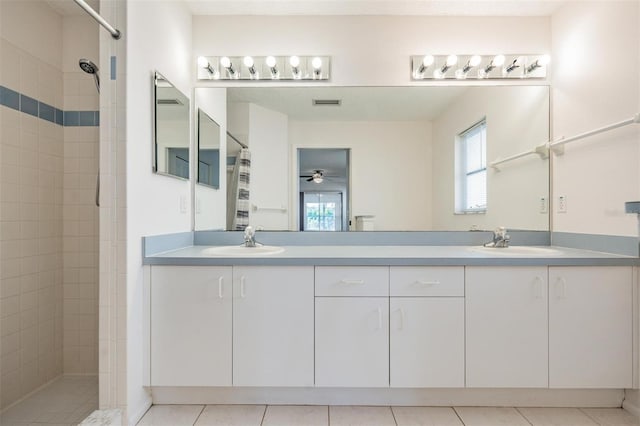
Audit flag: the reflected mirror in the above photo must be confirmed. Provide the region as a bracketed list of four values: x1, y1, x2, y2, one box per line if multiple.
[197, 109, 221, 188]
[153, 71, 190, 179]
[197, 85, 550, 232]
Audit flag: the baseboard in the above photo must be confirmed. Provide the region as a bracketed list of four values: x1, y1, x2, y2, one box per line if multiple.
[151, 387, 624, 407]
[623, 390, 640, 417]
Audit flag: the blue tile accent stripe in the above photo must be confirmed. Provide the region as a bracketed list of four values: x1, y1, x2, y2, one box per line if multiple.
[0, 84, 99, 127]
[110, 56, 116, 80]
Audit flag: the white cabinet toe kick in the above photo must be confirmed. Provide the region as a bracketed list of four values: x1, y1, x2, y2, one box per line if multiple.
[148, 264, 636, 406]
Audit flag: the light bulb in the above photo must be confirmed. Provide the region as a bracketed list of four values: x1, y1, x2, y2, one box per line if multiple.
[539, 54, 551, 66]
[220, 56, 231, 68]
[312, 57, 322, 69]
[493, 54, 505, 67]
[422, 55, 434, 67]
[243, 56, 254, 67]
[266, 56, 277, 67]
[289, 56, 300, 67]
[433, 69, 444, 79]
[446, 55, 458, 66]
[469, 55, 482, 67]
[197, 56, 209, 69]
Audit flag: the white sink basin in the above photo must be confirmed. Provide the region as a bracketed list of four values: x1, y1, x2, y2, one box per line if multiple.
[470, 246, 562, 256]
[203, 245, 285, 256]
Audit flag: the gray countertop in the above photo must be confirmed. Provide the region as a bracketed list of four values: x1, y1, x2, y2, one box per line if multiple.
[144, 245, 639, 266]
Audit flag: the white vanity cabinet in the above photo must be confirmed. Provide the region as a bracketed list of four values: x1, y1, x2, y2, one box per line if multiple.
[150, 266, 233, 386]
[465, 266, 549, 388]
[549, 266, 633, 388]
[232, 266, 314, 387]
[315, 267, 389, 387]
[389, 267, 465, 388]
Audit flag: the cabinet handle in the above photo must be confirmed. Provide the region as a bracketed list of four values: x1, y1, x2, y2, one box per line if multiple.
[533, 276, 543, 299]
[376, 307, 383, 331]
[412, 280, 440, 286]
[396, 308, 405, 330]
[218, 277, 224, 298]
[240, 276, 246, 298]
[339, 279, 365, 285]
[555, 277, 566, 299]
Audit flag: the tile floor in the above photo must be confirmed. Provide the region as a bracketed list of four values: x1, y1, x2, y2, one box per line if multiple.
[0, 375, 98, 426]
[137, 404, 640, 426]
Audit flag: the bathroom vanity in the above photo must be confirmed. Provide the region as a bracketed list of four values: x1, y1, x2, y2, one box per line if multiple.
[143, 241, 639, 406]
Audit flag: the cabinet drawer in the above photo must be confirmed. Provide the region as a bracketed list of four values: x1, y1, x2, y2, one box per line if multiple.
[390, 266, 464, 297]
[315, 266, 388, 296]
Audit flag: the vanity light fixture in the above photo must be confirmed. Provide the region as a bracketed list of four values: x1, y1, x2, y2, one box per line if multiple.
[220, 56, 236, 77]
[455, 55, 482, 79]
[243, 56, 257, 78]
[312, 57, 322, 77]
[526, 54, 550, 74]
[266, 56, 278, 78]
[195, 55, 331, 81]
[197, 56, 216, 77]
[411, 54, 547, 80]
[290, 55, 301, 79]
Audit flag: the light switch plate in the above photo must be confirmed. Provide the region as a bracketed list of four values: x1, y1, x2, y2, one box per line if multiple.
[558, 195, 567, 213]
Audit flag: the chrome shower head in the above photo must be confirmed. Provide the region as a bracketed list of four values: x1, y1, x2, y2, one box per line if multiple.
[79, 59, 100, 93]
[79, 58, 98, 74]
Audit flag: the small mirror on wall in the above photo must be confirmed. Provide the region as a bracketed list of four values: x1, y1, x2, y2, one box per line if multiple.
[153, 71, 190, 179]
[197, 109, 221, 189]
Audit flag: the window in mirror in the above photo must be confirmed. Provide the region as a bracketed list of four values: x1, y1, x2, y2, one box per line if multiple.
[457, 119, 487, 213]
[197, 109, 221, 189]
[153, 71, 190, 179]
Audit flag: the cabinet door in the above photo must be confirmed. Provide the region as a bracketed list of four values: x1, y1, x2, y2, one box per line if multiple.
[233, 266, 314, 387]
[151, 266, 232, 386]
[315, 297, 389, 387]
[549, 266, 632, 388]
[390, 298, 464, 387]
[466, 266, 548, 387]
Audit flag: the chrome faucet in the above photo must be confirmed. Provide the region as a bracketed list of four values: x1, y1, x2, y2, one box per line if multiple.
[243, 225, 257, 247]
[484, 226, 511, 248]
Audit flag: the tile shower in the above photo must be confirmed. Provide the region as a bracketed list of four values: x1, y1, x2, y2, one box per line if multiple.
[0, 0, 99, 414]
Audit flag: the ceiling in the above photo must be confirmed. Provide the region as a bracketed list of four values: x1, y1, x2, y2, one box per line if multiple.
[227, 86, 470, 121]
[299, 148, 349, 178]
[186, 0, 566, 16]
[43, 0, 565, 18]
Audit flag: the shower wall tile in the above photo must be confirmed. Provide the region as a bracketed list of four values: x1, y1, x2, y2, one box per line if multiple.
[1, 26, 64, 409]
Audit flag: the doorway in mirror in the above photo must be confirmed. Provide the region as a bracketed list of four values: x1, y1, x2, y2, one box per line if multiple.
[298, 148, 350, 231]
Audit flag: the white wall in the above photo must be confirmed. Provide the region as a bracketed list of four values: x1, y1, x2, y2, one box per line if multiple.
[247, 104, 289, 230]
[289, 121, 432, 231]
[432, 86, 550, 231]
[193, 15, 550, 87]
[126, 0, 193, 423]
[551, 1, 640, 236]
[194, 88, 226, 230]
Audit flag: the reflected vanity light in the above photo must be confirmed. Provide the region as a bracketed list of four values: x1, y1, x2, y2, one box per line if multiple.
[412, 54, 547, 80]
[196, 55, 331, 80]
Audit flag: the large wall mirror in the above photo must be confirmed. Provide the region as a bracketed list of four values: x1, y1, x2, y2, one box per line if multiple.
[196, 85, 550, 232]
[153, 71, 190, 179]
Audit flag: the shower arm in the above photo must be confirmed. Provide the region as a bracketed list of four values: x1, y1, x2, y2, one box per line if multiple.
[72, 0, 121, 40]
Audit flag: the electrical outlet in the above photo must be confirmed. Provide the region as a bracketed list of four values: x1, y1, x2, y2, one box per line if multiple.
[539, 197, 548, 214]
[179, 195, 187, 213]
[558, 195, 567, 213]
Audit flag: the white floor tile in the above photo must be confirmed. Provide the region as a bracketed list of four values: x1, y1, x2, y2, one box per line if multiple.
[393, 406, 463, 426]
[581, 408, 640, 426]
[262, 405, 328, 426]
[330, 406, 396, 426]
[518, 407, 597, 425]
[194, 405, 266, 426]
[454, 407, 530, 426]
[137, 405, 204, 426]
